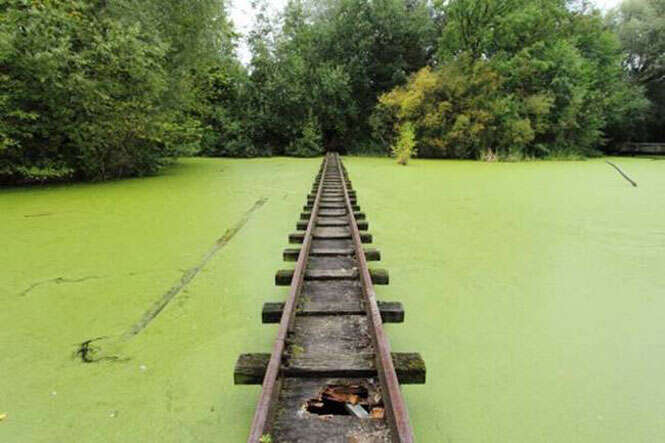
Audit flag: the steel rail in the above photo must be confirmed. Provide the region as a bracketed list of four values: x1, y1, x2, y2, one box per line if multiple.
[334, 153, 415, 442]
[247, 154, 330, 443]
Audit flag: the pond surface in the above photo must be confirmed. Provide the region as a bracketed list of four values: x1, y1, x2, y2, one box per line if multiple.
[1, 156, 663, 442]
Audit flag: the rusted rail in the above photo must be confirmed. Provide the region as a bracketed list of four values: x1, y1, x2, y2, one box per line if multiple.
[334, 154, 414, 441]
[236, 153, 425, 442]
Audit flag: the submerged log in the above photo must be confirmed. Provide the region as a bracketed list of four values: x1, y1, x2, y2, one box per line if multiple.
[606, 161, 638, 187]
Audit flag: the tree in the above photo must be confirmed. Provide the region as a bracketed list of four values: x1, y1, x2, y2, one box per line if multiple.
[242, 0, 436, 155]
[0, 0, 239, 183]
[608, 0, 665, 141]
[372, 0, 648, 159]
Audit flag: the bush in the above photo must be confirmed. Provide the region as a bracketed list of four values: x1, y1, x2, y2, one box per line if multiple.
[375, 63, 547, 159]
[392, 122, 417, 165]
[285, 114, 324, 158]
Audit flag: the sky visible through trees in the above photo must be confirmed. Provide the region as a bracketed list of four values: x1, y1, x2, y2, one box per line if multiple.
[230, 0, 621, 64]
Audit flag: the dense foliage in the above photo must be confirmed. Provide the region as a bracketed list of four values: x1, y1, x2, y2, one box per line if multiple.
[202, 0, 436, 157]
[1, 0, 662, 181]
[609, 0, 665, 141]
[373, 0, 648, 159]
[0, 0, 235, 184]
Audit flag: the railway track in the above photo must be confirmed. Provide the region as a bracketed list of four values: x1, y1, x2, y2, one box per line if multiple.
[236, 153, 425, 442]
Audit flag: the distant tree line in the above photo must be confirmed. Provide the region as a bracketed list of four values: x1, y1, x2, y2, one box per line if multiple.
[1, 0, 663, 183]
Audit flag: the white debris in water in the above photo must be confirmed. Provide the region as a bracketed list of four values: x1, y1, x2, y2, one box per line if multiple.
[139, 364, 147, 372]
[50, 391, 57, 397]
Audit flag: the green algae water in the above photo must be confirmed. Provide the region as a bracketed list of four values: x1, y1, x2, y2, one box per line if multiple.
[1, 156, 664, 442]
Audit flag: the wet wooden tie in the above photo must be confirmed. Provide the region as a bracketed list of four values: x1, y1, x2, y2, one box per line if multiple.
[236, 153, 425, 442]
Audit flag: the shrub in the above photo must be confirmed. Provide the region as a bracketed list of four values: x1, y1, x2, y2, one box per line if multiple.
[375, 63, 545, 159]
[285, 114, 325, 158]
[392, 122, 417, 165]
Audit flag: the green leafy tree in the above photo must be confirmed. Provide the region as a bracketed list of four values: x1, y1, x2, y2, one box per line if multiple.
[286, 112, 325, 157]
[0, 0, 239, 184]
[608, 0, 665, 141]
[376, 63, 547, 158]
[244, 0, 435, 155]
[373, 0, 648, 159]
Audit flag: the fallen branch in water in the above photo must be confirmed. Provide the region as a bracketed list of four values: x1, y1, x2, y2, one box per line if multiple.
[606, 161, 638, 187]
[74, 197, 268, 363]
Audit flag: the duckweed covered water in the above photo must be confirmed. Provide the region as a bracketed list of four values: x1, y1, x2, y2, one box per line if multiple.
[1, 156, 663, 442]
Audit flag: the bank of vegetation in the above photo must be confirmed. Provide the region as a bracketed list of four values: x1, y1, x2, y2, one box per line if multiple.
[1, 0, 663, 183]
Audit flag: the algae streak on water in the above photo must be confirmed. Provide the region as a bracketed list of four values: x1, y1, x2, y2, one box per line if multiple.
[1, 156, 664, 442]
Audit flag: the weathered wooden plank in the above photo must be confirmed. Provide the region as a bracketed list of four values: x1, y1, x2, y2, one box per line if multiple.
[314, 179, 351, 184]
[309, 195, 356, 203]
[302, 209, 344, 218]
[313, 185, 353, 191]
[234, 352, 425, 385]
[313, 186, 353, 193]
[301, 210, 366, 220]
[306, 269, 356, 280]
[310, 190, 356, 198]
[290, 231, 372, 244]
[275, 268, 388, 285]
[262, 301, 404, 323]
[307, 255, 356, 270]
[283, 247, 379, 261]
[305, 203, 361, 211]
[297, 219, 367, 230]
